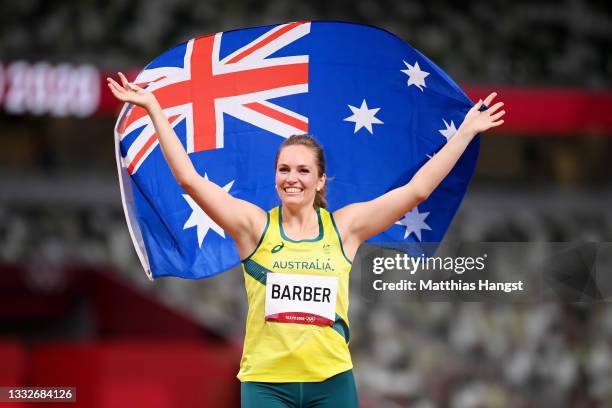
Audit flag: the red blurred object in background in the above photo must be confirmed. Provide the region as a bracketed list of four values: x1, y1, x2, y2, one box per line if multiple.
[26, 340, 240, 408]
[0, 265, 241, 407]
[0, 340, 27, 408]
[2, 60, 612, 136]
[467, 86, 612, 136]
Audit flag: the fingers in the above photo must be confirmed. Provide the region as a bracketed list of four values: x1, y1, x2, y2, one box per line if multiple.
[483, 92, 497, 107]
[107, 72, 145, 101]
[106, 76, 131, 102]
[108, 78, 125, 93]
[129, 82, 144, 92]
[118, 72, 129, 88]
[107, 80, 125, 100]
[115, 71, 144, 93]
[107, 84, 121, 100]
[106, 77, 120, 93]
[490, 119, 504, 127]
[490, 110, 506, 121]
[486, 101, 504, 114]
[106, 77, 122, 90]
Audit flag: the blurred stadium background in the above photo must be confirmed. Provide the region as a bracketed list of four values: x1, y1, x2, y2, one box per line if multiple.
[1, 1, 611, 407]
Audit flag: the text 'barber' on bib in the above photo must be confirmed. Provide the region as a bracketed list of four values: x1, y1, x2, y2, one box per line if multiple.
[265, 273, 339, 326]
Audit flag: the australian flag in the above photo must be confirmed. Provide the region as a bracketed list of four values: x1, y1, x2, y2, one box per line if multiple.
[114, 21, 478, 280]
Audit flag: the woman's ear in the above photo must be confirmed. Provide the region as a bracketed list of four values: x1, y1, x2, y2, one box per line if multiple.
[317, 173, 327, 192]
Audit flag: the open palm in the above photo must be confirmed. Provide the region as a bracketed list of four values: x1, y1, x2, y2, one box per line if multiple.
[461, 92, 506, 135]
[107, 72, 156, 109]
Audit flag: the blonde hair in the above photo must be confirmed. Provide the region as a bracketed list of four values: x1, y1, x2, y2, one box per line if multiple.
[275, 134, 327, 209]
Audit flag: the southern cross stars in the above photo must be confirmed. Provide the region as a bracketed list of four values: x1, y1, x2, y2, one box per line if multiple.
[183, 173, 234, 247]
[395, 206, 432, 241]
[438, 119, 458, 141]
[344, 99, 383, 134]
[401, 61, 430, 91]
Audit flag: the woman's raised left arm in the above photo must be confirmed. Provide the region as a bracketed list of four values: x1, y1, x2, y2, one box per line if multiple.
[334, 92, 505, 254]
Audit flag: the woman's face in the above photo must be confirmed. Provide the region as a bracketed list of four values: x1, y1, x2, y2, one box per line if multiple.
[275, 145, 325, 208]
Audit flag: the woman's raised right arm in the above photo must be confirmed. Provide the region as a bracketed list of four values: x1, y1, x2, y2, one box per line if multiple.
[107, 73, 267, 257]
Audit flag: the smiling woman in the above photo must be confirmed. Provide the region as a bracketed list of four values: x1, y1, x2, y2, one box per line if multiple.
[107, 65, 504, 406]
[275, 134, 328, 222]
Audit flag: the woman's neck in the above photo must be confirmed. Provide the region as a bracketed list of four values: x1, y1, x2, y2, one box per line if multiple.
[281, 204, 318, 235]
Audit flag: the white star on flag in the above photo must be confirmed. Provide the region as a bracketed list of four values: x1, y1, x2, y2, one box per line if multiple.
[344, 99, 383, 134]
[395, 206, 432, 241]
[401, 61, 430, 91]
[438, 119, 458, 141]
[183, 174, 234, 247]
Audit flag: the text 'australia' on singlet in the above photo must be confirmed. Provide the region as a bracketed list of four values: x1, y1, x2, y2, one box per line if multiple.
[238, 206, 353, 382]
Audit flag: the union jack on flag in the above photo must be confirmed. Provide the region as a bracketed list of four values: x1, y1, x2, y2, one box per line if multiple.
[119, 21, 310, 174]
[115, 21, 479, 280]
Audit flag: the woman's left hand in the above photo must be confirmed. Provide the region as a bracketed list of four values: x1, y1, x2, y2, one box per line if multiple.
[460, 92, 506, 135]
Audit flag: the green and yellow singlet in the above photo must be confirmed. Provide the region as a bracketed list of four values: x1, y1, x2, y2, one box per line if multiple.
[238, 206, 353, 382]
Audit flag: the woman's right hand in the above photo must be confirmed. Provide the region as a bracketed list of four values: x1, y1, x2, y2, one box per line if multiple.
[107, 72, 157, 110]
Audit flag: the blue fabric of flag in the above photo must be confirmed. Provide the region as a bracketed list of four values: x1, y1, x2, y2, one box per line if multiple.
[114, 21, 478, 280]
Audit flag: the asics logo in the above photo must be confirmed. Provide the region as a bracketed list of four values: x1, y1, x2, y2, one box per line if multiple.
[271, 242, 285, 253]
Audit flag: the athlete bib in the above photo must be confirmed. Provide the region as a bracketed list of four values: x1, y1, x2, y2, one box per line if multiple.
[265, 273, 338, 326]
